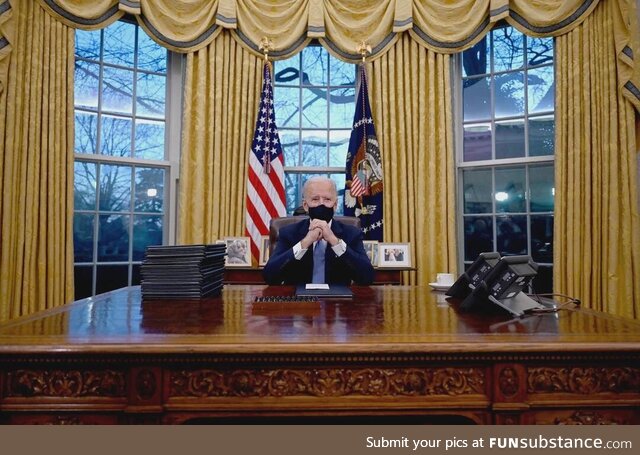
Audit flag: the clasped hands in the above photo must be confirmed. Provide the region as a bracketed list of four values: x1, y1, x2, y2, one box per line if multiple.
[301, 219, 339, 250]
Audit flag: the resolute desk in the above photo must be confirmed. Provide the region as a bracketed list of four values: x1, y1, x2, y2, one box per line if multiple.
[0, 285, 639, 424]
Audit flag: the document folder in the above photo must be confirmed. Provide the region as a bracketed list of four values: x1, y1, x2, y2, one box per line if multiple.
[295, 284, 353, 298]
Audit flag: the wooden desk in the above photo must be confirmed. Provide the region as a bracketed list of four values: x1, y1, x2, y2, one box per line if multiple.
[224, 267, 406, 285]
[1, 285, 639, 425]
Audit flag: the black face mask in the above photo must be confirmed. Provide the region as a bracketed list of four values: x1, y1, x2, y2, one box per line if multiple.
[308, 205, 334, 222]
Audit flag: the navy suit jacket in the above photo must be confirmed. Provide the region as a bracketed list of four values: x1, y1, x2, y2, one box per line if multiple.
[263, 218, 374, 285]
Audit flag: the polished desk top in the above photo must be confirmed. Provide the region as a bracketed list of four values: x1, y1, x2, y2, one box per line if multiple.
[1, 285, 639, 354]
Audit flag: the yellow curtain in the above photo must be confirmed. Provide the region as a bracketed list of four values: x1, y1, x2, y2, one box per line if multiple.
[178, 31, 261, 245]
[0, 0, 74, 321]
[369, 35, 456, 285]
[555, 0, 640, 318]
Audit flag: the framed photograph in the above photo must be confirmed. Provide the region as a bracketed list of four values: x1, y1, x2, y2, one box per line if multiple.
[378, 243, 411, 268]
[224, 237, 251, 267]
[259, 235, 270, 266]
[363, 240, 379, 267]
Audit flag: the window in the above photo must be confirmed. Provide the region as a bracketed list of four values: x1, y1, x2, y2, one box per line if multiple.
[73, 20, 181, 299]
[273, 46, 356, 213]
[457, 26, 555, 292]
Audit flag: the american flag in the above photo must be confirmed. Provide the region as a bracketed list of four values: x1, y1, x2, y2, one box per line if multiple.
[245, 62, 286, 263]
[343, 65, 384, 240]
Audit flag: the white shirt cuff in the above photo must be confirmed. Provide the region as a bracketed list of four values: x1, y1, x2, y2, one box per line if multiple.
[331, 239, 347, 257]
[293, 241, 307, 260]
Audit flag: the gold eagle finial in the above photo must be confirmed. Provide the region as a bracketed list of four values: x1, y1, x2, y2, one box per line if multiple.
[357, 40, 371, 63]
[259, 37, 274, 62]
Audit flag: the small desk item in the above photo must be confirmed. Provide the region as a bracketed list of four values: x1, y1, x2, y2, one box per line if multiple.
[252, 295, 321, 315]
[295, 284, 353, 298]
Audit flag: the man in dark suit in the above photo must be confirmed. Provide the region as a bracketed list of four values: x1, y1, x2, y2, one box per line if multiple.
[263, 177, 374, 285]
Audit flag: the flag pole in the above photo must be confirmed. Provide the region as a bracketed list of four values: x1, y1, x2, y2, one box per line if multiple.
[259, 37, 274, 174]
[357, 41, 371, 199]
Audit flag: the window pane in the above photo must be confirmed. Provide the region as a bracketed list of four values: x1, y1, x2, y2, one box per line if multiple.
[96, 265, 129, 294]
[103, 21, 135, 67]
[495, 167, 526, 213]
[497, 215, 527, 255]
[301, 87, 327, 128]
[528, 66, 554, 114]
[133, 215, 163, 261]
[532, 265, 553, 293]
[458, 26, 554, 279]
[274, 87, 300, 128]
[493, 27, 524, 72]
[285, 173, 300, 214]
[274, 55, 300, 86]
[134, 167, 164, 213]
[529, 115, 555, 156]
[73, 213, 94, 262]
[531, 215, 553, 263]
[74, 111, 98, 154]
[529, 164, 554, 212]
[464, 216, 494, 261]
[462, 36, 490, 77]
[135, 119, 165, 159]
[301, 47, 328, 86]
[463, 169, 492, 213]
[328, 130, 350, 167]
[98, 214, 130, 262]
[75, 29, 101, 60]
[74, 60, 100, 109]
[102, 66, 133, 114]
[330, 173, 346, 215]
[495, 119, 525, 159]
[74, 161, 97, 210]
[138, 31, 167, 73]
[330, 56, 356, 86]
[527, 37, 554, 67]
[463, 77, 490, 122]
[494, 71, 524, 118]
[301, 131, 327, 166]
[99, 164, 131, 212]
[137, 73, 166, 118]
[74, 265, 93, 300]
[131, 264, 141, 286]
[74, 19, 168, 299]
[281, 131, 299, 166]
[278, 47, 354, 213]
[101, 115, 132, 157]
[463, 124, 492, 161]
[329, 87, 355, 128]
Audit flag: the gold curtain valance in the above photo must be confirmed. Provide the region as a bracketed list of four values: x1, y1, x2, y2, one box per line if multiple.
[25, 0, 638, 109]
[31, 0, 613, 57]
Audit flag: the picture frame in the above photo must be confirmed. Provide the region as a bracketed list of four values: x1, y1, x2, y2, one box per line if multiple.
[223, 237, 251, 267]
[377, 243, 411, 268]
[363, 240, 379, 267]
[259, 235, 270, 266]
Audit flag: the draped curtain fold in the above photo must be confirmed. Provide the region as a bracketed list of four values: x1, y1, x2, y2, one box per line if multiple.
[369, 35, 456, 285]
[27, 1, 639, 108]
[178, 32, 261, 244]
[0, 0, 74, 321]
[555, 0, 640, 318]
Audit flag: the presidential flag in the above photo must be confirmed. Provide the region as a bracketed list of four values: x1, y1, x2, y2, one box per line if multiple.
[344, 66, 383, 240]
[245, 62, 286, 263]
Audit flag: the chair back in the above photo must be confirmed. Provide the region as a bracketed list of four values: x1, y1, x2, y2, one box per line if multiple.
[268, 216, 361, 255]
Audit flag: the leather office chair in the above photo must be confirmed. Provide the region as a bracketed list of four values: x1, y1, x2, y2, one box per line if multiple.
[269, 216, 361, 255]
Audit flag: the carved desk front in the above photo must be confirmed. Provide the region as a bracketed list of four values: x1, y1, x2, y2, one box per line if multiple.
[0, 285, 639, 424]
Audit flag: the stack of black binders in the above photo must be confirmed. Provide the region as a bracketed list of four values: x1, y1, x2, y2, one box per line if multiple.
[141, 244, 226, 299]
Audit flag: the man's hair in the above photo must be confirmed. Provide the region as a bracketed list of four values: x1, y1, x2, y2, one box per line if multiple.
[302, 176, 337, 200]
